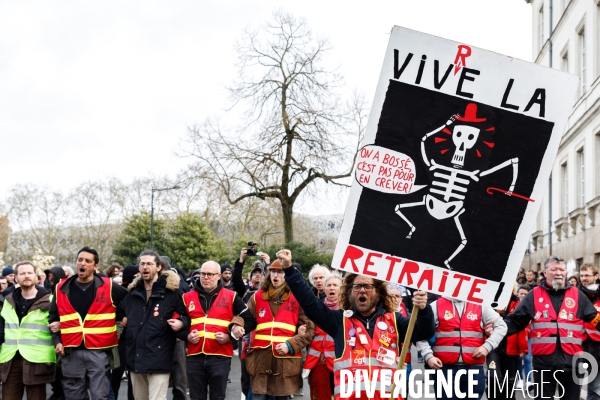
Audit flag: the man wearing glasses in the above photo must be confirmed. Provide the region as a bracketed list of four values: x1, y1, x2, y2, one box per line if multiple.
[121, 250, 189, 400]
[276, 248, 434, 399]
[180, 260, 253, 400]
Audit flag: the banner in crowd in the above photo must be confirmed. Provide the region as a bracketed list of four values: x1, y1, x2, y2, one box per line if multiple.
[333, 26, 578, 307]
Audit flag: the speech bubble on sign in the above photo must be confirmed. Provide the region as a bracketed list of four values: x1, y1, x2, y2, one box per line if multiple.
[354, 145, 425, 194]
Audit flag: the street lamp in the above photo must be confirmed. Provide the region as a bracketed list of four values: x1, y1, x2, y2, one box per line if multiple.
[263, 230, 283, 247]
[150, 185, 181, 250]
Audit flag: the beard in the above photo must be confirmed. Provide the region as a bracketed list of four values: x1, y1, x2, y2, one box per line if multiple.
[552, 277, 565, 290]
[350, 293, 380, 314]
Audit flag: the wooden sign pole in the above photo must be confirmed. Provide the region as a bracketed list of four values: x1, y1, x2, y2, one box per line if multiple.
[389, 304, 419, 399]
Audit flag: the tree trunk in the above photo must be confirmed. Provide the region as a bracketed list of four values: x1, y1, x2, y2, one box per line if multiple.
[282, 200, 294, 243]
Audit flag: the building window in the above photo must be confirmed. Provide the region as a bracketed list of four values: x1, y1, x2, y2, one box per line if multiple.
[579, 149, 585, 208]
[580, 28, 586, 94]
[563, 163, 569, 217]
[539, 7, 545, 49]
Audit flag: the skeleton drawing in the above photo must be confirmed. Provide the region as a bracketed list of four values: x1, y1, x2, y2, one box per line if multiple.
[394, 103, 519, 270]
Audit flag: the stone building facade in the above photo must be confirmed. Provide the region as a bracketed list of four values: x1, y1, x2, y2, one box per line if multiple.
[524, 0, 600, 272]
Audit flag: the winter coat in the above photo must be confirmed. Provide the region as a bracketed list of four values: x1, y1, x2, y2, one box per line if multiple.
[0, 289, 56, 385]
[122, 270, 189, 374]
[505, 280, 599, 371]
[246, 286, 315, 397]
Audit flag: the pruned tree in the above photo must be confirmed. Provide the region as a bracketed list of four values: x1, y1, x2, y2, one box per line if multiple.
[183, 10, 367, 242]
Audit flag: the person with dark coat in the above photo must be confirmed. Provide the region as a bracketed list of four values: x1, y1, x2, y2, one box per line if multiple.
[44, 267, 67, 400]
[114, 265, 139, 400]
[504, 256, 600, 400]
[44, 266, 66, 293]
[159, 256, 189, 400]
[276, 248, 435, 398]
[179, 260, 255, 400]
[122, 250, 189, 399]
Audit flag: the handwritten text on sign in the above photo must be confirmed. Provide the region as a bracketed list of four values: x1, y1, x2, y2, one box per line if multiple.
[355, 145, 425, 194]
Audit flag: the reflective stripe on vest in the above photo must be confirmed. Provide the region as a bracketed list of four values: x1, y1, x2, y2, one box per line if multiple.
[333, 312, 400, 400]
[584, 299, 600, 342]
[55, 277, 118, 349]
[529, 286, 584, 356]
[434, 298, 485, 365]
[305, 326, 335, 371]
[184, 289, 235, 357]
[250, 291, 300, 358]
[0, 300, 56, 364]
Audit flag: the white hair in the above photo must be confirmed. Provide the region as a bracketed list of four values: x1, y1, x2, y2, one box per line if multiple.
[308, 264, 330, 287]
[63, 266, 75, 277]
[324, 272, 343, 287]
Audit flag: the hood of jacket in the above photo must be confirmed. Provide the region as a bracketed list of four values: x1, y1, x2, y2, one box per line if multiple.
[128, 269, 180, 292]
[580, 284, 600, 302]
[47, 266, 66, 283]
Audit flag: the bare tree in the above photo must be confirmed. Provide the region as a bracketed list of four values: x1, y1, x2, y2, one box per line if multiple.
[183, 10, 367, 242]
[4, 183, 76, 264]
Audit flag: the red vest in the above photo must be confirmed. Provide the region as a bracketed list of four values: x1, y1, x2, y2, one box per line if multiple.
[398, 303, 412, 364]
[305, 325, 335, 371]
[433, 298, 485, 365]
[250, 290, 301, 358]
[333, 312, 399, 400]
[506, 298, 528, 356]
[584, 298, 600, 342]
[529, 286, 584, 355]
[184, 289, 235, 357]
[56, 277, 118, 349]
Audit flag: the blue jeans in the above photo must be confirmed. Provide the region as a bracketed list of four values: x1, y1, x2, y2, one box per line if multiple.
[433, 365, 486, 400]
[187, 354, 231, 400]
[518, 340, 532, 383]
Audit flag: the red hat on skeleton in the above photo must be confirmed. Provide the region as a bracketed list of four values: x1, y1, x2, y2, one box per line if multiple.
[455, 103, 486, 123]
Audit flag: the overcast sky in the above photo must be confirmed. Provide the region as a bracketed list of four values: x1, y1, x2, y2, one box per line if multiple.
[0, 1, 532, 215]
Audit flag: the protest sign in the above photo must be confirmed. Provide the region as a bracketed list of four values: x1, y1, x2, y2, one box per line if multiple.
[333, 26, 578, 307]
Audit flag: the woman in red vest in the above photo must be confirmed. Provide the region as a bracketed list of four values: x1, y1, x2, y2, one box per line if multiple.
[246, 260, 315, 400]
[303, 273, 342, 399]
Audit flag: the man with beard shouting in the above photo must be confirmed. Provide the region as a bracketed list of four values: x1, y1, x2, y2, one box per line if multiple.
[276, 249, 435, 399]
[505, 256, 600, 400]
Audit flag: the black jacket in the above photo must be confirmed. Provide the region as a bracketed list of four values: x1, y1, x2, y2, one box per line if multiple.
[283, 266, 435, 359]
[504, 280, 599, 371]
[122, 271, 189, 374]
[232, 259, 260, 303]
[180, 279, 256, 341]
[49, 273, 128, 346]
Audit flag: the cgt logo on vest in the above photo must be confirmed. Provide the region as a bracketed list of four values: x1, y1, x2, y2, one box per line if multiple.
[466, 311, 478, 321]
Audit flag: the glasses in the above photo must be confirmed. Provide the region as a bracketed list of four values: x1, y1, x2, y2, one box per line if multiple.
[200, 272, 219, 278]
[139, 262, 156, 267]
[351, 284, 376, 292]
[270, 270, 284, 275]
[581, 274, 596, 278]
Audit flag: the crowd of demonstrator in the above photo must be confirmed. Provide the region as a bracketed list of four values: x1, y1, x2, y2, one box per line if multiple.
[0, 249, 599, 400]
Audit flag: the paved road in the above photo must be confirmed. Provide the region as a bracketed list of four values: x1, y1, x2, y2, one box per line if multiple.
[42, 347, 583, 399]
